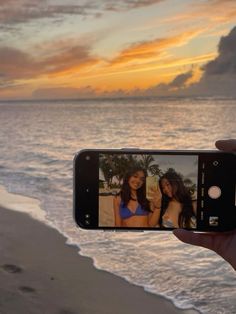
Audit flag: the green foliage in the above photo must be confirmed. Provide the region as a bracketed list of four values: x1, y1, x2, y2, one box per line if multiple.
[99, 181, 104, 188]
[100, 155, 197, 194]
[183, 178, 197, 195]
[100, 154, 163, 189]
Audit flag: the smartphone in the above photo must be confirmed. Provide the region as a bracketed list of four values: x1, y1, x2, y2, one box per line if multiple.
[74, 149, 236, 231]
[146, 176, 158, 200]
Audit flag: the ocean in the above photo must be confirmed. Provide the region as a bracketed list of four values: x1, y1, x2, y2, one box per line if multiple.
[0, 97, 235, 314]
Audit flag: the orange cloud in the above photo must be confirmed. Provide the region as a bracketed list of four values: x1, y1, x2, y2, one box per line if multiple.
[0, 24, 223, 99]
[161, 1, 236, 26]
[0, 43, 100, 85]
[76, 52, 216, 84]
[109, 29, 203, 67]
[28, 29, 210, 89]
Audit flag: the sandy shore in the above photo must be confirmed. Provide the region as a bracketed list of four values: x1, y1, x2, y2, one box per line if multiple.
[0, 206, 199, 314]
[99, 194, 115, 226]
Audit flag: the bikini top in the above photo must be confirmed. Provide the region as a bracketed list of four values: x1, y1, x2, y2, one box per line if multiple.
[162, 216, 197, 228]
[119, 201, 149, 220]
[162, 218, 175, 228]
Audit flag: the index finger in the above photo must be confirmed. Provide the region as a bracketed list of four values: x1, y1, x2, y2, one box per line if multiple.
[156, 183, 161, 194]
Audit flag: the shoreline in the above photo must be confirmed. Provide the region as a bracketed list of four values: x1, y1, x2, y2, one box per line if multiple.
[0, 205, 200, 314]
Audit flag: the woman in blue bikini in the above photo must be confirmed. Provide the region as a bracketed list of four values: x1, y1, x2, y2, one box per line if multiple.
[113, 167, 161, 227]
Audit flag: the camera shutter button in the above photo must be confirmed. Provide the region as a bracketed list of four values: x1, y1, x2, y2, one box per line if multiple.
[208, 186, 221, 199]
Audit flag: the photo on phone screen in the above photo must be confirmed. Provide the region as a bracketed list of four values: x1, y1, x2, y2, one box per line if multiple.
[98, 153, 198, 229]
[146, 176, 158, 200]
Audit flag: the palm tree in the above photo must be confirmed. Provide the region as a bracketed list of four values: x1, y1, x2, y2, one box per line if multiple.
[139, 155, 163, 177]
[100, 154, 115, 188]
[100, 154, 139, 188]
[113, 154, 139, 185]
[183, 178, 197, 195]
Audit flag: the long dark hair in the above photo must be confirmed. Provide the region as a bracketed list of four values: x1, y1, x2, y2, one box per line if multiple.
[159, 170, 195, 228]
[120, 167, 150, 212]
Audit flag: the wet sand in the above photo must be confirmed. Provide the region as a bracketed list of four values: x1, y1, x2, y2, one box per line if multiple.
[0, 206, 199, 314]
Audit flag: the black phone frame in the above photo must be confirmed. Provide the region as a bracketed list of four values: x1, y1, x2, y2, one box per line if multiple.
[74, 149, 236, 232]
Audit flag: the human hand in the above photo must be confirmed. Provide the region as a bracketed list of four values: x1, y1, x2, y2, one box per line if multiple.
[149, 185, 162, 209]
[215, 139, 236, 152]
[173, 139, 236, 270]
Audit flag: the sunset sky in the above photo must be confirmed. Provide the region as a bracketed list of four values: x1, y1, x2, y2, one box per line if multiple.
[0, 0, 236, 99]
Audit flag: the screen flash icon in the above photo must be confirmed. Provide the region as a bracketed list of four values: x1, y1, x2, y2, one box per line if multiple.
[213, 160, 219, 166]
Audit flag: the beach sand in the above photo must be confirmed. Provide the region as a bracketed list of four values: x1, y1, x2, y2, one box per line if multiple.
[0, 206, 200, 314]
[99, 194, 114, 226]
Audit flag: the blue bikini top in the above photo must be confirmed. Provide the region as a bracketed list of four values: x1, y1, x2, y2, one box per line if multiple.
[120, 201, 149, 219]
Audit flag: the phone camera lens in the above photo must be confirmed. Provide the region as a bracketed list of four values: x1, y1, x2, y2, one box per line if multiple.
[85, 220, 90, 225]
[85, 156, 90, 161]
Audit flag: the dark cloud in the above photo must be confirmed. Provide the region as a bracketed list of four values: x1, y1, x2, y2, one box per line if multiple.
[32, 86, 96, 100]
[32, 86, 133, 100]
[0, 47, 35, 80]
[184, 26, 236, 96]
[0, 1, 92, 25]
[103, 0, 163, 11]
[144, 26, 236, 97]
[169, 71, 193, 88]
[203, 26, 236, 75]
[0, 0, 164, 28]
[137, 71, 193, 96]
[0, 44, 98, 87]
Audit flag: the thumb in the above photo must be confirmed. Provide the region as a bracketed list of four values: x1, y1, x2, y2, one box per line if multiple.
[173, 229, 214, 250]
[215, 139, 236, 152]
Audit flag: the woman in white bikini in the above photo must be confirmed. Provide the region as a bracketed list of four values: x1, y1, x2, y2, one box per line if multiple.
[159, 170, 196, 229]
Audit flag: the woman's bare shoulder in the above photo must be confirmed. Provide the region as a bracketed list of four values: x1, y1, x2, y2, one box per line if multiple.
[169, 200, 182, 210]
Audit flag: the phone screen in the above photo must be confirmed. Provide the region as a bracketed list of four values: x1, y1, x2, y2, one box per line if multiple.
[74, 150, 236, 231]
[146, 176, 159, 201]
[98, 153, 198, 229]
